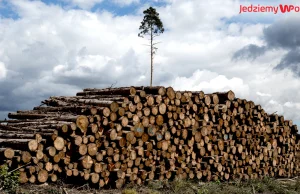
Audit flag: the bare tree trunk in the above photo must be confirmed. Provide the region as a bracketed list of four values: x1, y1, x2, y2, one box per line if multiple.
[150, 26, 153, 87]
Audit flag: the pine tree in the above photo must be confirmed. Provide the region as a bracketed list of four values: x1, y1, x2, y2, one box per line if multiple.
[138, 7, 164, 87]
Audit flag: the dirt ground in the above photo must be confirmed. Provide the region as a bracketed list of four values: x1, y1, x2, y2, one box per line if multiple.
[4, 177, 300, 194]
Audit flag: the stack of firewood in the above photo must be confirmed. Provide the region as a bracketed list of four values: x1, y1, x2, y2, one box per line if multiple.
[0, 86, 299, 188]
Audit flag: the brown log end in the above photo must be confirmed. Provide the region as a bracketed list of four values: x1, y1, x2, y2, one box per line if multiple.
[76, 115, 89, 133]
[4, 148, 15, 159]
[110, 101, 119, 113]
[21, 151, 32, 163]
[130, 87, 137, 96]
[28, 140, 38, 152]
[81, 155, 93, 169]
[134, 123, 144, 137]
[166, 87, 175, 100]
[54, 137, 65, 151]
[38, 169, 48, 183]
[228, 90, 235, 101]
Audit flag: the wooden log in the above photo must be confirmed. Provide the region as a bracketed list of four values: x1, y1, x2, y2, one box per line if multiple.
[0, 139, 43, 150]
[8, 112, 78, 120]
[53, 137, 65, 151]
[166, 87, 176, 100]
[0, 148, 15, 159]
[214, 91, 235, 103]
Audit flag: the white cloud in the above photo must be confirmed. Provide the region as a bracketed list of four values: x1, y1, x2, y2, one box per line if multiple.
[0, 0, 300, 127]
[0, 62, 6, 79]
[155, 0, 239, 32]
[169, 67, 300, 121]
[256, 92, 271, 97]
[172, 70, 250, 96]
[284, 102, 300, 109]
[63, 0, 104, 9]
[112, 0, 139, 6]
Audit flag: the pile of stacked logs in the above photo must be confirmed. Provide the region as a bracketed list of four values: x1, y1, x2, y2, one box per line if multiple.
[0, 86, 300, 188]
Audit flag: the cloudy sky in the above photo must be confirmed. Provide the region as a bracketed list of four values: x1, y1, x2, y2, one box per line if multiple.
[0, 0, 300, 127]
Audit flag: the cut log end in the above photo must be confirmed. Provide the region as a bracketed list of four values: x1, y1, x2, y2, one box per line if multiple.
[28, 140, 38, 151]
[4, 148, 15, 159]
[54, 137, 65, 151]
[76, 115, 89, 133]
[38, 169, 48, 183]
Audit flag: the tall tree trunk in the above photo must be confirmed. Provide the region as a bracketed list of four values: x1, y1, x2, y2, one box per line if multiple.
[150, 26, 153, 87]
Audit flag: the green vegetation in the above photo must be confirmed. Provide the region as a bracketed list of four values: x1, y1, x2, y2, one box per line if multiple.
[123, 177, 300, 194]
[122, 188, 138, 194]
[2, 175, 300, 194]
[0, 165, 20, 194]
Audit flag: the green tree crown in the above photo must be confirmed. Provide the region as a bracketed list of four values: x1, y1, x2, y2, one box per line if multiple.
[138, 7, 164, 38]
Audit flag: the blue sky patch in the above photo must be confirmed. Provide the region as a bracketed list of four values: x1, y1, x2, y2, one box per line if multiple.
[0, 0, 168, 19]
[0, 0, 19, 19]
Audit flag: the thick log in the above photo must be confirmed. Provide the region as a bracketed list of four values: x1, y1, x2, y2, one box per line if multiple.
[76, 115, 89, 133]
[0, 132, 51, 139]
[79, 87, 138, 96]
[0, 148, 15, 159]
[0, 139, 45, 150]
[214, 91, 235, 103]
[81, 86, 167, 96]
[8, 112, 77, 120]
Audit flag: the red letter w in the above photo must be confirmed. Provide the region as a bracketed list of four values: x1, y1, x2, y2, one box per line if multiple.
[279, 4, 294, 13]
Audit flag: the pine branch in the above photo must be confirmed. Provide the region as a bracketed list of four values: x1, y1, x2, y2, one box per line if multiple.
[153, 42, 162, 45]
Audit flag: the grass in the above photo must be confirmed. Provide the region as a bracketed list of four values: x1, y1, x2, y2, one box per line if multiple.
[2, 175, 300, 194]
[120, 177, 300, 194]
[122, 188, 138, 194]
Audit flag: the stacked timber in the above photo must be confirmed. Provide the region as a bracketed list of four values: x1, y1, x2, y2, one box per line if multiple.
[0, 86, 300, 188]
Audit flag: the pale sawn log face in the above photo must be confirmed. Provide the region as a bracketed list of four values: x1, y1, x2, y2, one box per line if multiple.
[0, 86, 300, 188]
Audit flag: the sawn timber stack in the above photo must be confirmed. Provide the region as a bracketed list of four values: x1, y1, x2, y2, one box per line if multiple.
[0, 86, 300, 188]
